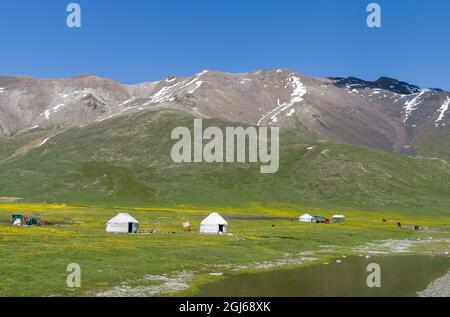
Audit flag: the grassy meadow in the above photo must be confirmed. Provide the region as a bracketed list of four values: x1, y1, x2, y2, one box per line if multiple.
[0, 203, 448, 297]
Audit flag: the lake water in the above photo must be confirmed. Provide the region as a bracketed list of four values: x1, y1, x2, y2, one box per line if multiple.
[196, 256, 449, 297]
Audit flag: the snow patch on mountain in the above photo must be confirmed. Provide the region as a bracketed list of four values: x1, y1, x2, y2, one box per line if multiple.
[37, 88, 112, 121]
[187, 81, 203, 94]
[286, 108, 296, 117]
[146, 70, 209, 104]
[403, 89, 429, 124]
[39, 138, 50, 146]
[147, 82, 179, 104]
[53, 104, 66, 112]
[435, 96, 450, 126]
[257, 74, 306, 126]
[43, 110, 51, 120]
[118, 98, 136, 107]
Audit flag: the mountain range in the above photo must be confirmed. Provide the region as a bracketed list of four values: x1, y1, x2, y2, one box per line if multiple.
[1, 69, 449, 159]
[0, 69, 449, 212]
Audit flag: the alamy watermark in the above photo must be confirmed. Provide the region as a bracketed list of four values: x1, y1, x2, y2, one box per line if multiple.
[367, 3, 382, 28]
[66, 3, 81, 28]
[65, 3, 380, 29]
[66, 263, 81, 288]
[171, 119, 279, 174]
[366, 263, 381, 288]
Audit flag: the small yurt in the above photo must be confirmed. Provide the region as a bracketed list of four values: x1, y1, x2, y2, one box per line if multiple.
[200, 213, 228, 234]
[106, 213, 139, 234]
[299, 214, 314, 223]
[332, 215, 346, 223]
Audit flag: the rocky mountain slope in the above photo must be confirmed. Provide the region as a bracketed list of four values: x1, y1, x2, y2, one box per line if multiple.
[0, 70, 449, 159]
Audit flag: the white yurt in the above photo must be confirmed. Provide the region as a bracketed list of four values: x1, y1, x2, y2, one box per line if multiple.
[106, 213, 139, 234]
[200, 213, 228, 234]
[299, 214, 314, 223]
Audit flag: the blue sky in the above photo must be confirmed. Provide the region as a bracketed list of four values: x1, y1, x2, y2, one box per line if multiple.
[1, 0, 449, 89]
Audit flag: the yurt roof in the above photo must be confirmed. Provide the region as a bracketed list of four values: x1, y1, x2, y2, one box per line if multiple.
[201, 213, 228, 225]
[301, 214, 312, 217]
[107, 213, 138, 224]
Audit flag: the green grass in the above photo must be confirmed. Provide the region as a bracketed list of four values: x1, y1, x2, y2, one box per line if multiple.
[0, 203, 448, 296]
[0, 109, 449, 215]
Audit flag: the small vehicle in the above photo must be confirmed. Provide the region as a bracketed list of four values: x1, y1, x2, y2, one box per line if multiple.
[313, 216, 330, 224]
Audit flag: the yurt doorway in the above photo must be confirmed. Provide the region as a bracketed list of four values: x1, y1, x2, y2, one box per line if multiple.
[219, 224, 224, 234]
[128, 222, 134, 233]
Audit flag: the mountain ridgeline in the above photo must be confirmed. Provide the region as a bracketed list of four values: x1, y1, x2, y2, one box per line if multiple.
[0, 70, 449, 213]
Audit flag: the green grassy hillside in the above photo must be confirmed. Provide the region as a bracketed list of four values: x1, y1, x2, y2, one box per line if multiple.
[0, 109, 449, 215]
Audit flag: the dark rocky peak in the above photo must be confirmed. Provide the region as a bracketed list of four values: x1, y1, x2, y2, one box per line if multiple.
[329, 76, 435, 95]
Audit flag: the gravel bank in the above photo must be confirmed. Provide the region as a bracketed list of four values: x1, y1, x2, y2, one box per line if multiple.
[417, 269, 450, 297]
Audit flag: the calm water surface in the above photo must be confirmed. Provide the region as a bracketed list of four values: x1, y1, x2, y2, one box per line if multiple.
[196, 256, 449, 297]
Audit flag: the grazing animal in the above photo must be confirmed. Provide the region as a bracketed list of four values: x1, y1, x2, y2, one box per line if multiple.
[397, 222, 402, 228]
[382, 219, 387, 223]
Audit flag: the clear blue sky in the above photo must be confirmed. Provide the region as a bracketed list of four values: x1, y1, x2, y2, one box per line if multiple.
[1, 0, 449, 90]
